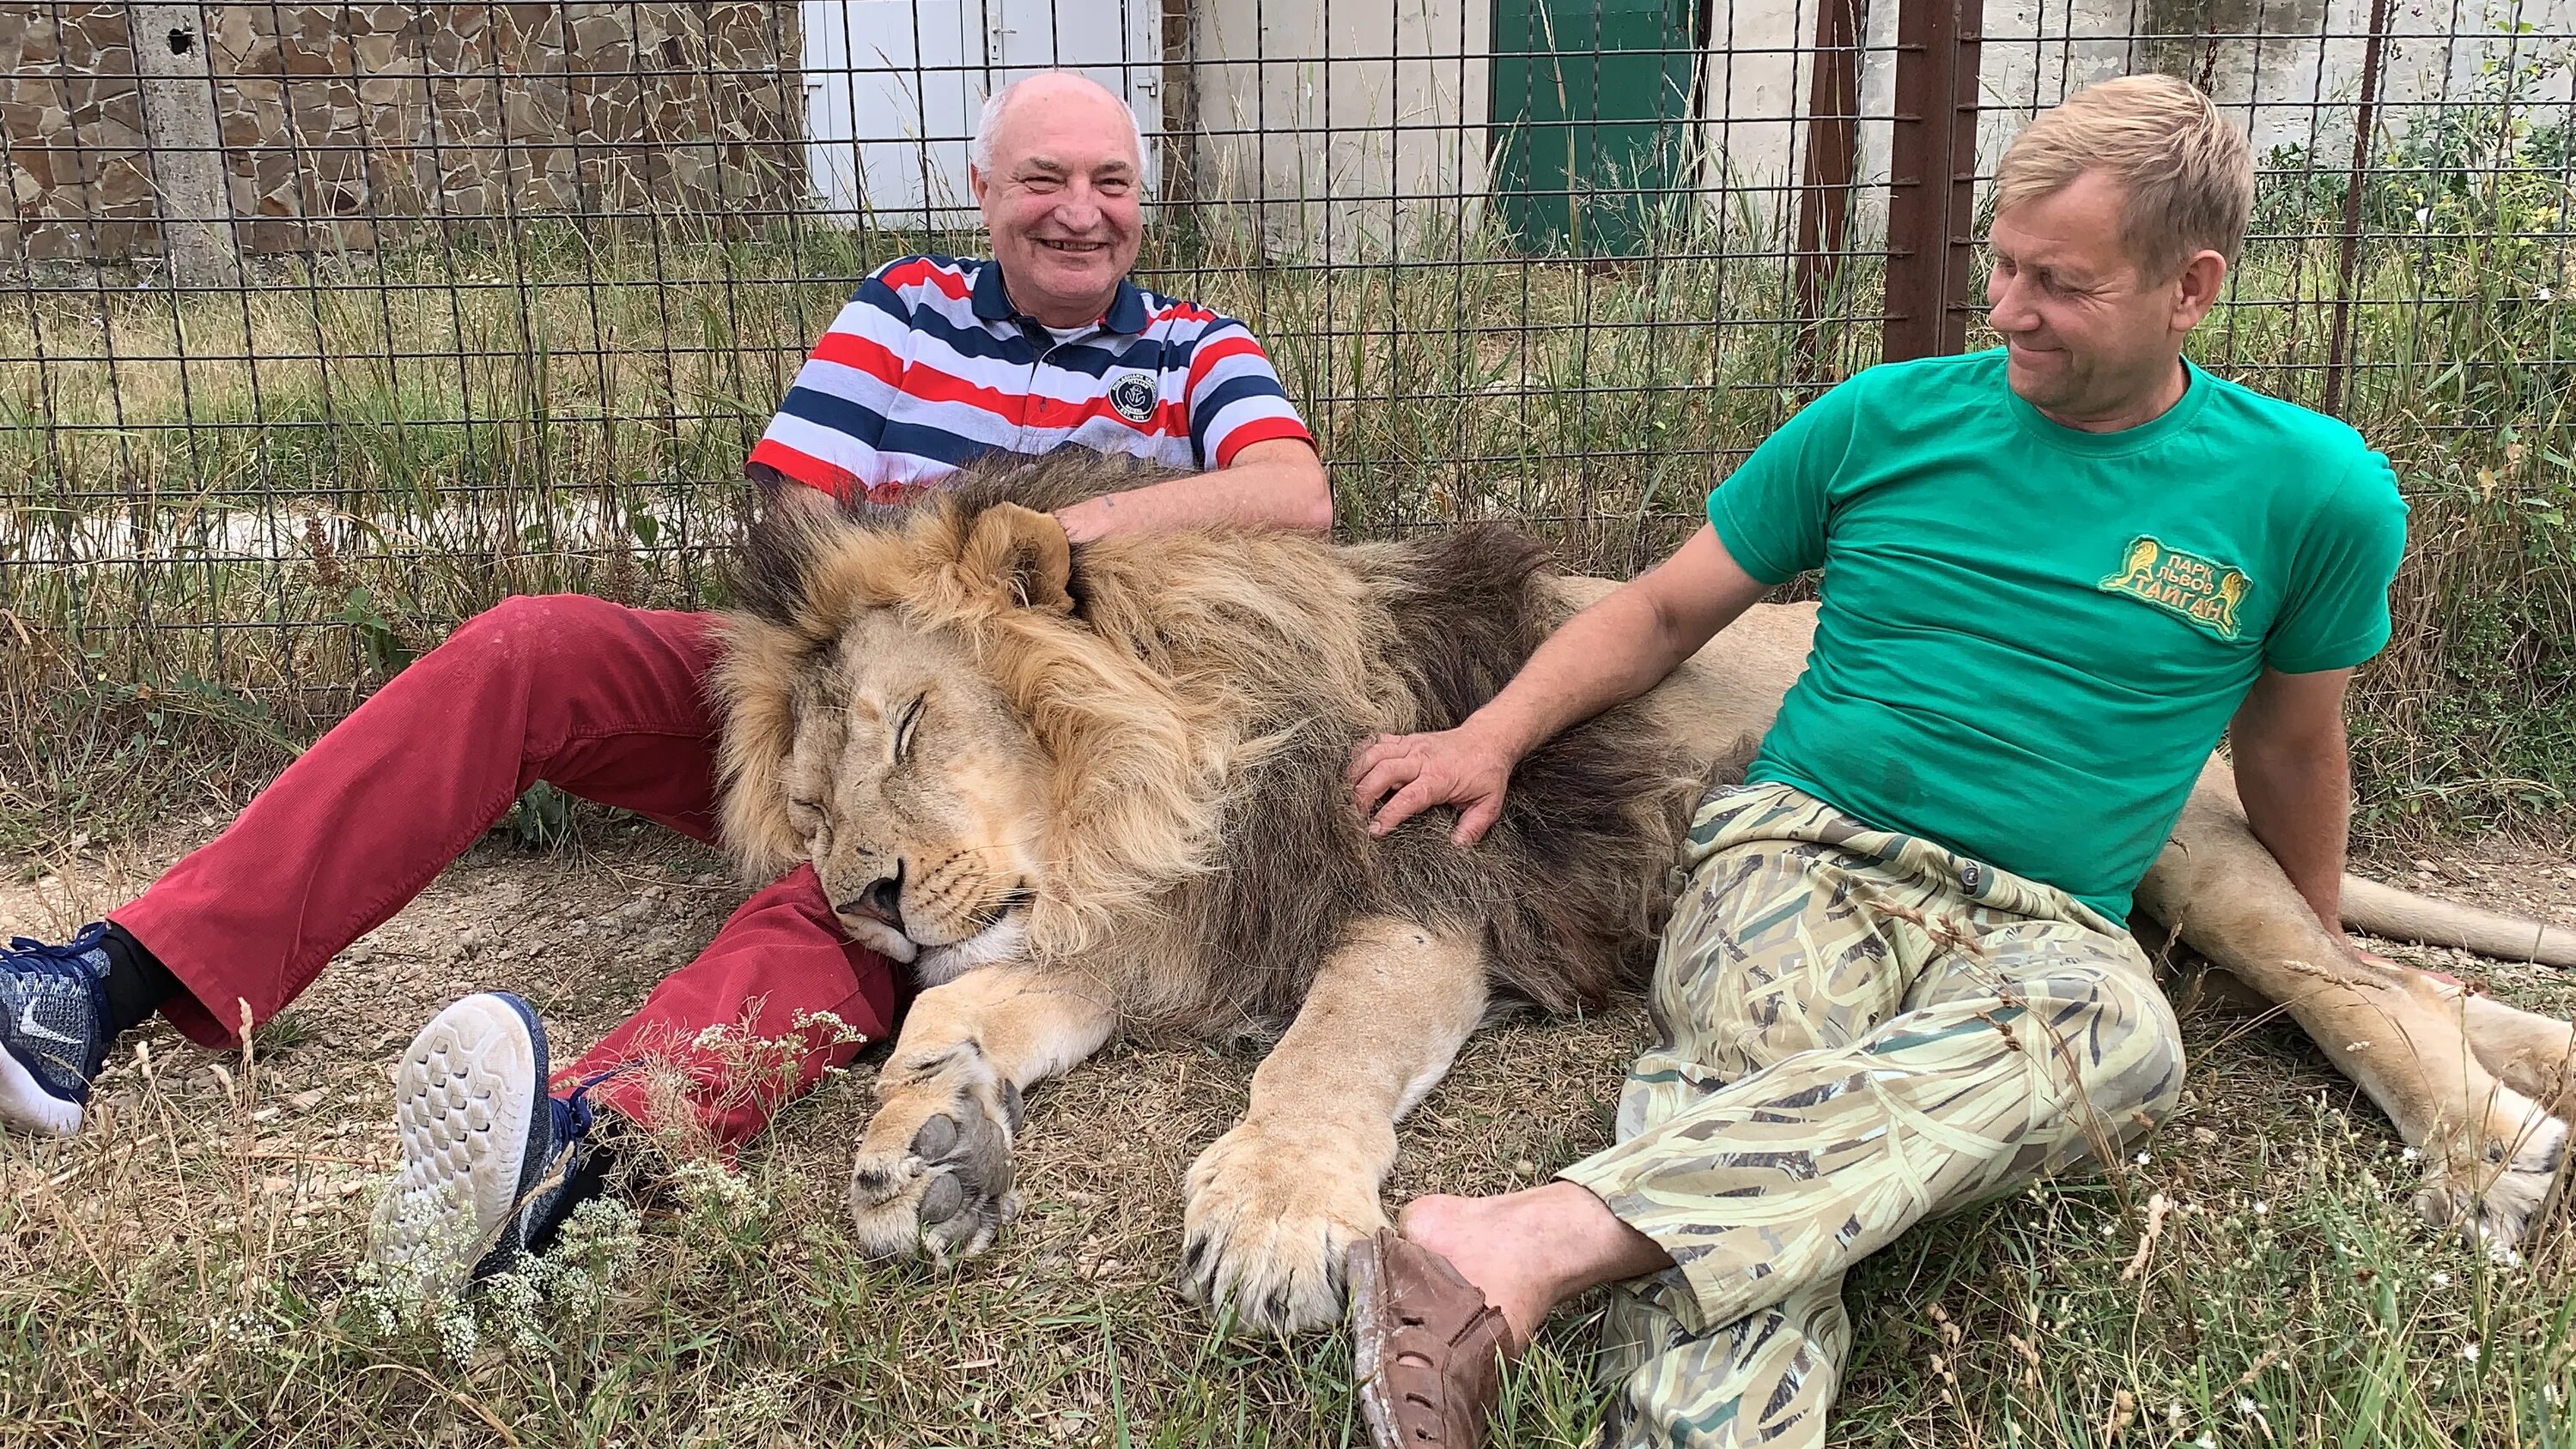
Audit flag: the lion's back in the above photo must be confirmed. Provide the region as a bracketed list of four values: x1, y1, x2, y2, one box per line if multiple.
[1148, 524, 1704, 1026]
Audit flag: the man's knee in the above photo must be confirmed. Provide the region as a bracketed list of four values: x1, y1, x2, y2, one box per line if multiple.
[442, 593, 636, 664]
[2021, 956, 2186, 1130]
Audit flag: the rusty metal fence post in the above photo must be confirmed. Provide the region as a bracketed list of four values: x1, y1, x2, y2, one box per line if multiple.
[1885, 0, 1982, 361]
[2321, 0, 2395, 419]
[1793, 0, 1864, 388]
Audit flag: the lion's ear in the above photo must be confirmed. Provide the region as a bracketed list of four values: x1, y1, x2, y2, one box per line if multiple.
[957, 502, 1076, 615]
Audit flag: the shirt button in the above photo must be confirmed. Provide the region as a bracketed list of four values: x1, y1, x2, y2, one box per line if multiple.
[1960, 862, 1983, 892]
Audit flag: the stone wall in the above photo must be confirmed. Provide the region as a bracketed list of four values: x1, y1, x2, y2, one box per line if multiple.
[2, 2, 804, 262]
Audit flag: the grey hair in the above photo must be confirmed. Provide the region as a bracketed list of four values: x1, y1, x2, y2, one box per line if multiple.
[969, 71, 1146, 174]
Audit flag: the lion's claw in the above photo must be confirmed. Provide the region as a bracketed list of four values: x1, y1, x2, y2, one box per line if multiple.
[2411, 1094, 2568, 1255]
[1180, 1121, 1389, 1336]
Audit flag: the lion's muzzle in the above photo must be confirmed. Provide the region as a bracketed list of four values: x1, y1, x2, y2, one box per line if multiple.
[835, 861, 907, 934]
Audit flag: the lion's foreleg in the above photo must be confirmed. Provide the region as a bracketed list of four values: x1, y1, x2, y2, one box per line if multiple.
[847, 963, 1120, 1261]
[2144, 788, 2567, 1247]
[1179, 916, 1490, 1337]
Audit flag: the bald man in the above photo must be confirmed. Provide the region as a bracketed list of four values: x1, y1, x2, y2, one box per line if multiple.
[1, 70, 1327, 1303]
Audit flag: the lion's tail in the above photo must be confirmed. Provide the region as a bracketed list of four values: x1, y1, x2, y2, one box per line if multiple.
[2341, 874, 2576, 968]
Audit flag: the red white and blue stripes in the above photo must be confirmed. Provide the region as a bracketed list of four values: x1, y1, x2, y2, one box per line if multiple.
[749, 255, 1313, 500]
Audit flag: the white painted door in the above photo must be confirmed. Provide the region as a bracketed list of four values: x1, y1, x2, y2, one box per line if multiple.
[802, 0, 1160, 227]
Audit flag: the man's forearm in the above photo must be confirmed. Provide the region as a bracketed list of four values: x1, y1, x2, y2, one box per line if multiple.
[1469, 588, 1695, 759]
[2234, 733, 2353, 933]
[1061, 451, 1331, 538]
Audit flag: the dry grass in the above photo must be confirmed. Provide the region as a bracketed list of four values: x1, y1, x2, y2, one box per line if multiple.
[3, 204, 2571, 852]
[3, 126, 2573, 1443]
[3, 823, 2573, 1446]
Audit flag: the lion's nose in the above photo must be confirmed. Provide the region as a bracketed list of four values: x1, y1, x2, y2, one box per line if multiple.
[836, 862, 906, 933]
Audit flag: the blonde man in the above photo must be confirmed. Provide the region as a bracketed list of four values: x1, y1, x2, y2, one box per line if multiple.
[1344, 76, 2406, 1446]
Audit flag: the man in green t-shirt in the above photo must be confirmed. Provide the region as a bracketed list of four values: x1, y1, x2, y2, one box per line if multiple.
[1340, 76, 2406, 1448]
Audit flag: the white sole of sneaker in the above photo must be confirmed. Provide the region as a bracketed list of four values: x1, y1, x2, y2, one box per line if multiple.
[0, 1045, 82, 1137]
[370, 994, 544, 1295]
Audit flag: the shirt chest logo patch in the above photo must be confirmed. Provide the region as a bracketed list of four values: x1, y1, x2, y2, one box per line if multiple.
[2099, 536, 2253, 640]
[1108, 372, 1157, 424]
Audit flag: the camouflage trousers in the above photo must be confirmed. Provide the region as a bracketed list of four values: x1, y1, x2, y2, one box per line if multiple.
[1558, 783, 2184, 1448]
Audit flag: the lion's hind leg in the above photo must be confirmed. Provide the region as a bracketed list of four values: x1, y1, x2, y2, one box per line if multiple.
[1180, 916, 1490, 1337]
[847, 964, 1120, 1262]
[2143, 794, 2567, 1250]
[2463, 992, 2576, 1127]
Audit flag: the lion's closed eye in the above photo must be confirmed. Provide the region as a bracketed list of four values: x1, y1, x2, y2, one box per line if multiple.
[893, 694, 927, 763]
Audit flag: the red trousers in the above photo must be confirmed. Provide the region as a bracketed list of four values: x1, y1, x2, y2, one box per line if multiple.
[110, 595, 901, 1145]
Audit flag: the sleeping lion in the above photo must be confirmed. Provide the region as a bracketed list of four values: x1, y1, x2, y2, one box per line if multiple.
[711, 452, 2574, 1337]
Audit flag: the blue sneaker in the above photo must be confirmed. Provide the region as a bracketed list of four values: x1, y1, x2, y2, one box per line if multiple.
[0, 924, 115, 1137]
[368, 992, 608, 1296]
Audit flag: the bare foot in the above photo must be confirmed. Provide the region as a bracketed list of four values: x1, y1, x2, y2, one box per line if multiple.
[1396, 1180, 1669, 1349]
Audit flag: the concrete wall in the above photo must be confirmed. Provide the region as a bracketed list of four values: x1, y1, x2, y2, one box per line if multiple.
[2, 2, 805, 263]
[1698, 0, 2575, 232]
[1187, 0, 1492, 258]
[1179, 0, 2567, 252]
[6, 0, 2559, 264]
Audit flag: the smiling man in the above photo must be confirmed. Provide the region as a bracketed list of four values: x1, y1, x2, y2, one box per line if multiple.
[748, 70, 1325, 539]
[0, 70, 1323, 1301]
[1341, 76, 2405, 1446]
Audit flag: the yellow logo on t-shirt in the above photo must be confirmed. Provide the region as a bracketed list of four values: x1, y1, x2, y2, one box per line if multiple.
[2099, 536, 2251, 640]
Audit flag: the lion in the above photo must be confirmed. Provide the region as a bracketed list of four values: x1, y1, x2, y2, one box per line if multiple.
[712, 452, 2575, 1337]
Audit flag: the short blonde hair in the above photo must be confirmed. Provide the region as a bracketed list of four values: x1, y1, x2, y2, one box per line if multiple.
[1995, 75, 2254, 281]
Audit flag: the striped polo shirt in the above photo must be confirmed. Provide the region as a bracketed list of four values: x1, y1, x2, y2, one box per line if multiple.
[748, 254, 1314, 500]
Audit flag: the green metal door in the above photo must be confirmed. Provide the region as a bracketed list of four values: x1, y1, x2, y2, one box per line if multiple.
[1490, 0, 1701, 256]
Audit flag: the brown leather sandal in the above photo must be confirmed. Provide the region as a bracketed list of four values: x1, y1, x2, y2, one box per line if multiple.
[1348, 1228, 1513, 1448]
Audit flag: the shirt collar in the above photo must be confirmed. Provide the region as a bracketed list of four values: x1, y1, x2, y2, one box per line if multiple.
[971, 258, 1150, 336]
[1102, 279, 1149, 334]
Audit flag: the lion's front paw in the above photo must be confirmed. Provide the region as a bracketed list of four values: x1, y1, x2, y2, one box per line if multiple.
[848, 1047, 1024, 1263]
[2410, 1090, 2568, 1255]
[1180, 1120, 1391, 1336]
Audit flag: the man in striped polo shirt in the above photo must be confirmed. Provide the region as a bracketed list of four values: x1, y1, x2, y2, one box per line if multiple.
[0, 71, 1323, 1300]
[748, 70, 1322, 540]
[750, 254, 1321, 533]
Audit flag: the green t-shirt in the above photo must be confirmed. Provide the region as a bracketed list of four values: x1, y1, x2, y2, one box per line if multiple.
[1708, 349, 2407, 921]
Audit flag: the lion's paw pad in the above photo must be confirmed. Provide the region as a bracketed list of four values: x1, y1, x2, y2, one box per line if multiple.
[848, 1099, 1018, 1262]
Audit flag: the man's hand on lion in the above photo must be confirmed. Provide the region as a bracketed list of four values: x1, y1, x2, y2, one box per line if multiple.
[1348, 721, 1523, 845]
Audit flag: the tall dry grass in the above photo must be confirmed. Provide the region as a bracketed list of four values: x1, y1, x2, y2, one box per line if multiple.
[3, 133, 2571, 844]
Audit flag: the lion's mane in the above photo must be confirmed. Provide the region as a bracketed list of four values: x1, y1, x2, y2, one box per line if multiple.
[713, 451, 1706, 1024]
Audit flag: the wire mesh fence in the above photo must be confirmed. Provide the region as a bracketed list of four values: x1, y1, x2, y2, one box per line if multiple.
[3, 0, 2570, 816]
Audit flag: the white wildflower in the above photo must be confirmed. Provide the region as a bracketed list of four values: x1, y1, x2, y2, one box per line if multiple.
[2251, 1200, 2269, 1216]
[2196, 1434, 2217, 1448]
[2237, 1395, 2259, 1416]
[2461, 1343, 2482, 1363]
[434, 1300, 479, 1367]
[671, 1157, 761, 1228]
[702, 1370, 799, 1437]
[223, 1308, 278, 1350]
[2429, 1271, 2451, 1288]
[2134, 1151, 2151, 1166]
[2401, 1146, 2421, 1161]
